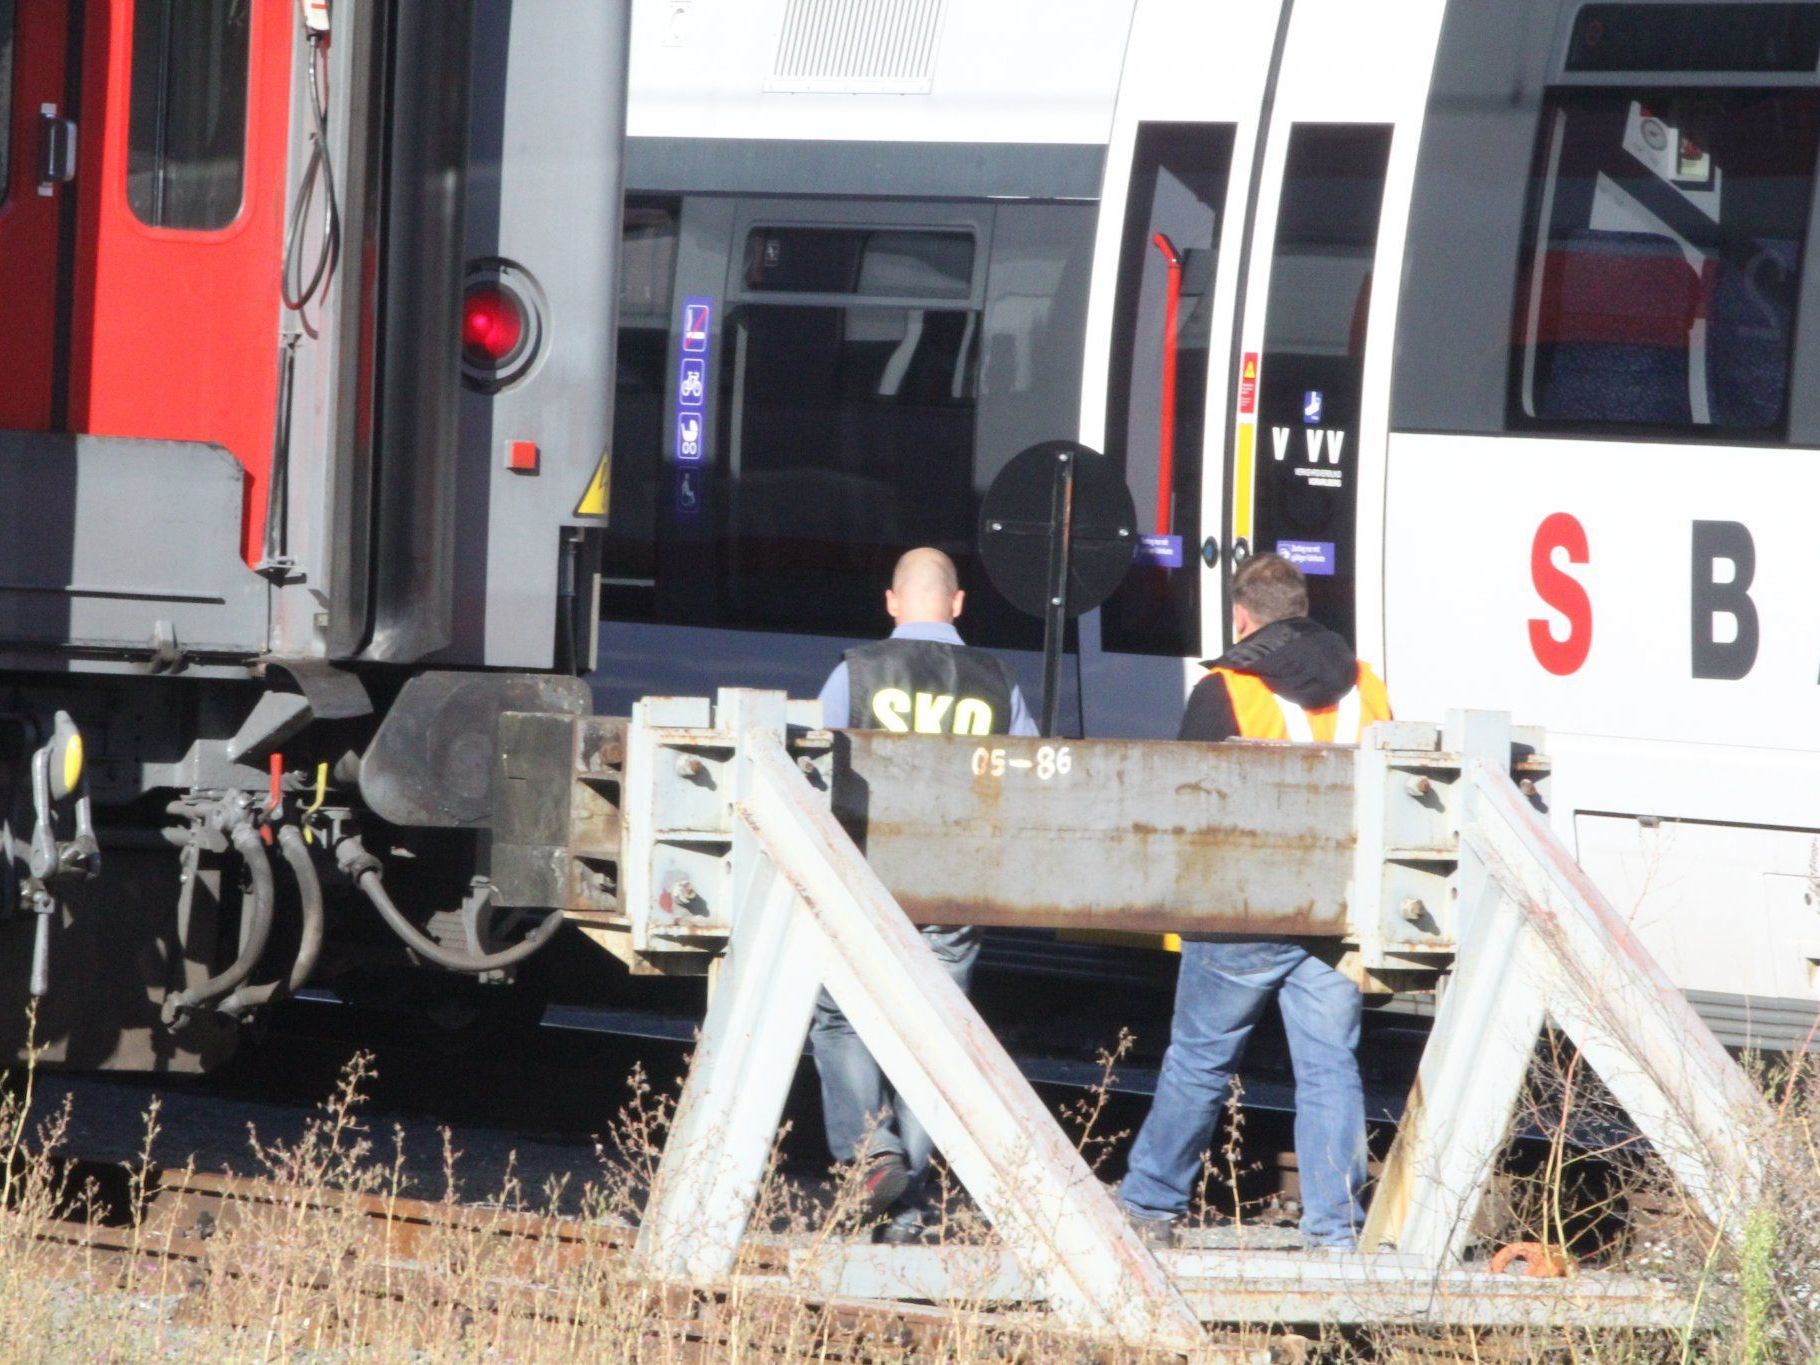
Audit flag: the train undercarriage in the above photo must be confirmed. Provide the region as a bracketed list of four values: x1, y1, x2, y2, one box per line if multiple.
[0, 667, 610, 1071]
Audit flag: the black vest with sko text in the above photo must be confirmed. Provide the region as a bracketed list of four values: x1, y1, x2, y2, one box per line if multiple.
[844, 638, 1017, 736]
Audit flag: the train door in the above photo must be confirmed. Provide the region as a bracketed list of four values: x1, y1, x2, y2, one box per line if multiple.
[67, 0, 291, 564]
[1094, 119, 1241, 665]
[1222, 0, 1445, 656]
[0, 1, 72, 431]
[1075, 0, 1278, 739]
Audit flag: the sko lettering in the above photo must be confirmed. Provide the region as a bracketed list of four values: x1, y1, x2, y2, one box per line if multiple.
[872, 688, 913, 732]
[953, 698, 994, 735]
[913, 693, 954, 733]
[870, 689, 996, 735]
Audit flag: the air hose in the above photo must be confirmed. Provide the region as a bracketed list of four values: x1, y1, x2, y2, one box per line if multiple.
[162, 816, 276, 1023]
[219, 825, 325, 1017]
[337, 835, 563, 974]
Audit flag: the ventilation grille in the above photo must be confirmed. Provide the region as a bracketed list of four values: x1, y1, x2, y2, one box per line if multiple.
[769, 0, 944, 94]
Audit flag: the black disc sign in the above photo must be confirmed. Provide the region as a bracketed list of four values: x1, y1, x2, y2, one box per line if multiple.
[978, 441, 1135, 618]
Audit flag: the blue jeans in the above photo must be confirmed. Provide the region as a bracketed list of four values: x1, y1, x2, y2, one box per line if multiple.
[1120, 939, 1366, 1248]
[810, 924, 980, 1174]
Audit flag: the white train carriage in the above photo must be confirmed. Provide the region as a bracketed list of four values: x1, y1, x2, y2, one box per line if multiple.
[606, 0, 1820, 1046]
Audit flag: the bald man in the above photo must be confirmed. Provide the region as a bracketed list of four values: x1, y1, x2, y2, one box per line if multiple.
[813, 548, 1036, 1240]
[817, 548, 1037, 737]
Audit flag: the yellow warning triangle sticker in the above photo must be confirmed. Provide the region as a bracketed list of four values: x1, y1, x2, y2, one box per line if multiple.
[1242, 357, 1257, 379]
[574, 453, 610, 518]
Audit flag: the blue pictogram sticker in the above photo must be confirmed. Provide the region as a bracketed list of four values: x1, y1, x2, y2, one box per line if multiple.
[681, 298, 713, 354]
[1302, 390, 1323, 425]
[676, 298, 714, 465]
[676, 411, 705, 465]
[675, 467, 704, 517]
[1134, 534, 1183, 569]
[1276, 540, 1335, 575]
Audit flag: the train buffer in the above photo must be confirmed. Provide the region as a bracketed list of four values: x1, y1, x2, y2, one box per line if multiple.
[497, 692, 1770, 1349]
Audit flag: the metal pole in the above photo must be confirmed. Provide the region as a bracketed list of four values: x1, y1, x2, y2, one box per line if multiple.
[1039, 448, 1075, 737]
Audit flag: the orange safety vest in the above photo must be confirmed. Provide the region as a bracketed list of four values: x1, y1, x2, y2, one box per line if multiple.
[1209, 662, 1393, 742]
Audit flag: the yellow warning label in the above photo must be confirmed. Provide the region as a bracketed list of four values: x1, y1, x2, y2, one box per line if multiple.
[1233, 422, 1255, 542]
[573, 453, 610, 518]
[1242, 356, 1256, 379]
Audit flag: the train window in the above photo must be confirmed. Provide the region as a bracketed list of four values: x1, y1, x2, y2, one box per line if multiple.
[744, 227, 974, 299]
[1101, 123, 1236, 658]
[1252, 124, 1393, 648]
[1511, 89, 1820, 438]
[127, 0, 251, 230]
[1567, 4, 1820, 74]
[713, 299, 982, 636]
[602, 197, 682, 616]
[0, 0, 12, 205]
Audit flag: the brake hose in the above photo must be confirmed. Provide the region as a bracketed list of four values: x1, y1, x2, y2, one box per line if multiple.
[162, 818, 277, 1022]
[220, 825, 325, 1017]
[339, 837, 564, 974]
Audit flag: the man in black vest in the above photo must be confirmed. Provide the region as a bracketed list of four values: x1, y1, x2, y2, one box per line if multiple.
[813, 547, 1036, 1237]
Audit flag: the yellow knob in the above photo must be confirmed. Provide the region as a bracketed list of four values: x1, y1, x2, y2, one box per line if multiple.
[60, 732, 84, 798]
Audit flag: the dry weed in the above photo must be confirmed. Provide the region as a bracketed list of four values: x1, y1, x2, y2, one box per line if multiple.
[0, 1043, 1226, 1362]
[0, 1008, 1804, 1363]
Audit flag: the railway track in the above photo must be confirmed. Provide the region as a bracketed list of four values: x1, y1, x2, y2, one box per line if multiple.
[19, 1155, 1691, 1363]
[26, 1161, 1211, 1361]
[0, 994, 1695, 1359]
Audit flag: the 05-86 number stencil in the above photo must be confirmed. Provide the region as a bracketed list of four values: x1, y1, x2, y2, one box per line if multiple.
[971, 745, 1073, 781]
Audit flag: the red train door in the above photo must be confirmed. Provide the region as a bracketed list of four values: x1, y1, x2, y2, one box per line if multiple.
[0, 2, 73, 431]
[66, 0, 292, 563]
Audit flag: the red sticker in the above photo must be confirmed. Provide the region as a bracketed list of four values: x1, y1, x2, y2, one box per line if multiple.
[1238, 352, 1259, 415]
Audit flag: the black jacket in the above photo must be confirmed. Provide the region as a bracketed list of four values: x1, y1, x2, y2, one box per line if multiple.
[1178, 618, 1360, 743]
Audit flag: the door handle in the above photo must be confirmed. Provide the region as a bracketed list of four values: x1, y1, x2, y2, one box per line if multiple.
[37, 105, 77, 195]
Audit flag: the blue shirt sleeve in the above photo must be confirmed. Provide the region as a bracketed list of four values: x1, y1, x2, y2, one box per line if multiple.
[819, 663, 849, 729]
[1008, 687, 1039, 738]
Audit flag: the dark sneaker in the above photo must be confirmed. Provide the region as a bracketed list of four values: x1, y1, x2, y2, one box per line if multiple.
[861, 1153, 912, 1218]
[874, 1207, 930, 1245]
[1121, 1205, 1179, 1250]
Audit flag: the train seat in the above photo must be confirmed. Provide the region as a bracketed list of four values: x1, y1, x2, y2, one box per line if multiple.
[1535, 229, 1697, 426]
[1706, 237, 1798, 430]
[1534, 229, 1799, 432]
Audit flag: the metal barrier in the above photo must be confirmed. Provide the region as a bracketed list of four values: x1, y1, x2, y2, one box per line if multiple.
[535, 692, 1767, 1349]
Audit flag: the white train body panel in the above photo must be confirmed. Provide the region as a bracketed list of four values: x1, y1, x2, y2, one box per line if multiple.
[611, 0, 1820, 1030]
[630, 0, 1133, 145]
[1386, 432, 1820, 998]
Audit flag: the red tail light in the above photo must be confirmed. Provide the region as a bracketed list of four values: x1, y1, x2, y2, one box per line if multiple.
[462, 287, 526, 365]
[459, 262, 544, 392]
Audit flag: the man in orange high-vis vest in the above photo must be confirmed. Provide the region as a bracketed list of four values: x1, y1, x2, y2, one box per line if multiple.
[1119, 553, 1390, 1251]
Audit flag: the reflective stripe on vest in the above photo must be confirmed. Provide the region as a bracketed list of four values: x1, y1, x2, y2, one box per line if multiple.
[1276, 687, 1363, 744]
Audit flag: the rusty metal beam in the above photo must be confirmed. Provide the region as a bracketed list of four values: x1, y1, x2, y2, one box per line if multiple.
[829, 731, 1357, 934]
